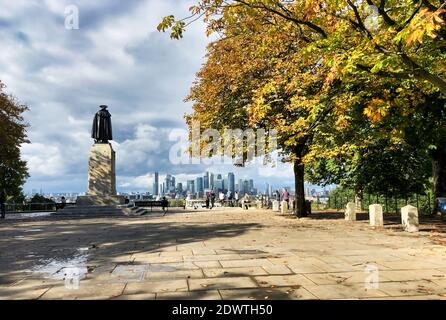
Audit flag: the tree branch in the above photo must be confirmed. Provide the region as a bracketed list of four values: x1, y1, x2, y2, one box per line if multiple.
[366, 0, 397, 28]
[233, 0, 328, 38]
[347, 0, 374, 39]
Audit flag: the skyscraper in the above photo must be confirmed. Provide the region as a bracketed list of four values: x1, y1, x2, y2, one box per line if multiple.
[215, 174, 223, 192]
[249, 179, 254, 193]
[196, 177, 204, 196]
[165, 175, 172, 193]
[187, 180, 195, 194]
[228, 172, 235, 193]
[153, 172, 159, 195]
[203, 172, 209, 189]
[210, 173, 215, 190]
[171, 176, 176, 192]
[243, 180, 249, 195]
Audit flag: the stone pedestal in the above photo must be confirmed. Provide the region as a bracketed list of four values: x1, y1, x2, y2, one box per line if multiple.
[77, 143, 124, 206]
[272, 200, 280, 212]
[345, 202, 356, 221]
[401, 205, 419, 232]
[88, 143, 116, 195]
[281, 201, 289, 214]
[369, 204, 383, 227]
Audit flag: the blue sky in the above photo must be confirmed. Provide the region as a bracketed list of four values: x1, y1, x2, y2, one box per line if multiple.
[0, 0, 303, 194]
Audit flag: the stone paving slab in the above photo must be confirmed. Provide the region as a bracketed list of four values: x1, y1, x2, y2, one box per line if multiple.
[41, 283, 125, 300]
[202, 267, 268, 278]
[377, 280, 446, 297]
[219, 287, 317, 300]
[262, 265, 294, 275]
[220, 258, 275, 268]
[302, 284, 388, 299]
[156, 290, 221, 300]
[188, 277, 258, 291]
[145, 269, 204, 280]
[124, 279, 188, 294]
[255, 275, 315, 288]
[1, 208, 446, 300]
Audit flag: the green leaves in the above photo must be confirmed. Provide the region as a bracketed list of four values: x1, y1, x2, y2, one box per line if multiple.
[157, 15, 175, 32]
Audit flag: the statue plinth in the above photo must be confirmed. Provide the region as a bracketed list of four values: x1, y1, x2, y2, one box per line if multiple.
[77, 143, 124, 206]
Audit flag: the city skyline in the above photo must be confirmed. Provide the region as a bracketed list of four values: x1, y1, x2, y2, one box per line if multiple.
[0, 0, 299, 195]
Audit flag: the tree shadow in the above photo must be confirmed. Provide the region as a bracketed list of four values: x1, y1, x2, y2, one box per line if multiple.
[0, 216, 262, 289]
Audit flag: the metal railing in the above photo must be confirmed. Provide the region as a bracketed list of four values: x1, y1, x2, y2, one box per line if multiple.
[5, 203, 75, 213]
[327, 193, 434, 215]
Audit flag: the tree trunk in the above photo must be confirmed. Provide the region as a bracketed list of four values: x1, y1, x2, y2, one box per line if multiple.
[294, 159, 306, 218]
[432, 145, 446, 214]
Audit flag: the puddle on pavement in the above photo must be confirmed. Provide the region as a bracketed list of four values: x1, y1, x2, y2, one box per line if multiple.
[30, 248, 91, 281]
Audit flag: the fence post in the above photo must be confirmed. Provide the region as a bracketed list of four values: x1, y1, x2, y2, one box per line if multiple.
[428, 193, 431, 213]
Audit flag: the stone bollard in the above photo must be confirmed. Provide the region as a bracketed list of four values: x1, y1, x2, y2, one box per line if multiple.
[369, 204, 383, 227]
[401, 205, 419, 232]
[256, 200, 263, 209]
[281, 201, 289, 214]
[272, 200, 280, 212]
[345, 202, 356, 221]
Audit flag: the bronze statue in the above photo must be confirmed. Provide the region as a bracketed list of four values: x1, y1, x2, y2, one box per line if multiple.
[91, 105, 113, 143]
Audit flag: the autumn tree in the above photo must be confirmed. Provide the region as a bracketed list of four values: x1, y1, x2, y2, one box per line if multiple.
[0, 81, 29, 201]
[159, 0, 446, 215]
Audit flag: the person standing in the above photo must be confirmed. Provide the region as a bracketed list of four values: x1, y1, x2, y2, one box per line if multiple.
[205, 193, 210, 209]
[0, 189, 6, 219]
[282, 189, 290, 205]
[211, 191, 216, 209]
[161, 196, 168, 216]
[219, 192, 225, 206]
[227, 191, 233, 207]
[234, 191, 240, 207]
[61, 196, 67, 209]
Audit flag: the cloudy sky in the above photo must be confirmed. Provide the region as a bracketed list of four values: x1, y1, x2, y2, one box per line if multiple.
[0, 0, 302, 194]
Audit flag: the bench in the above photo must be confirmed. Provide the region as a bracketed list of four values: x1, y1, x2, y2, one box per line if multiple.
[134, 201, 169, 212]
[241, 201, 254, 210]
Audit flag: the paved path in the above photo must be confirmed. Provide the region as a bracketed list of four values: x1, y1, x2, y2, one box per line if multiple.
[1, 208, 446, 300]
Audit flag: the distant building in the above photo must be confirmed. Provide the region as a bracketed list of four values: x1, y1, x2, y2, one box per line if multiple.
[215, 174, 223, 192]
[238, 179, 244, 193]
[243, 180, 249, 195]
[196, 177, 204, 196]
[153, 172, 159, 196]
[209, 173, 215, 190]
[204, 172, 210, 189]
[228, 172, 235, 193]
[187, 180, 195, 194]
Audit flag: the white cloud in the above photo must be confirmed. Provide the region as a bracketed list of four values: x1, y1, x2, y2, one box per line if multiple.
[1, 0, 300, 193]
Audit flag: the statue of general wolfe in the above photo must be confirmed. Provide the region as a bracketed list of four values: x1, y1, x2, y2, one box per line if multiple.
[91, 105, 113, 143]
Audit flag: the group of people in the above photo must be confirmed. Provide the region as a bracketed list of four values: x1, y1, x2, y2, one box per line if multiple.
[272, 189, 290, 204]
[204, 190, 244, 209]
